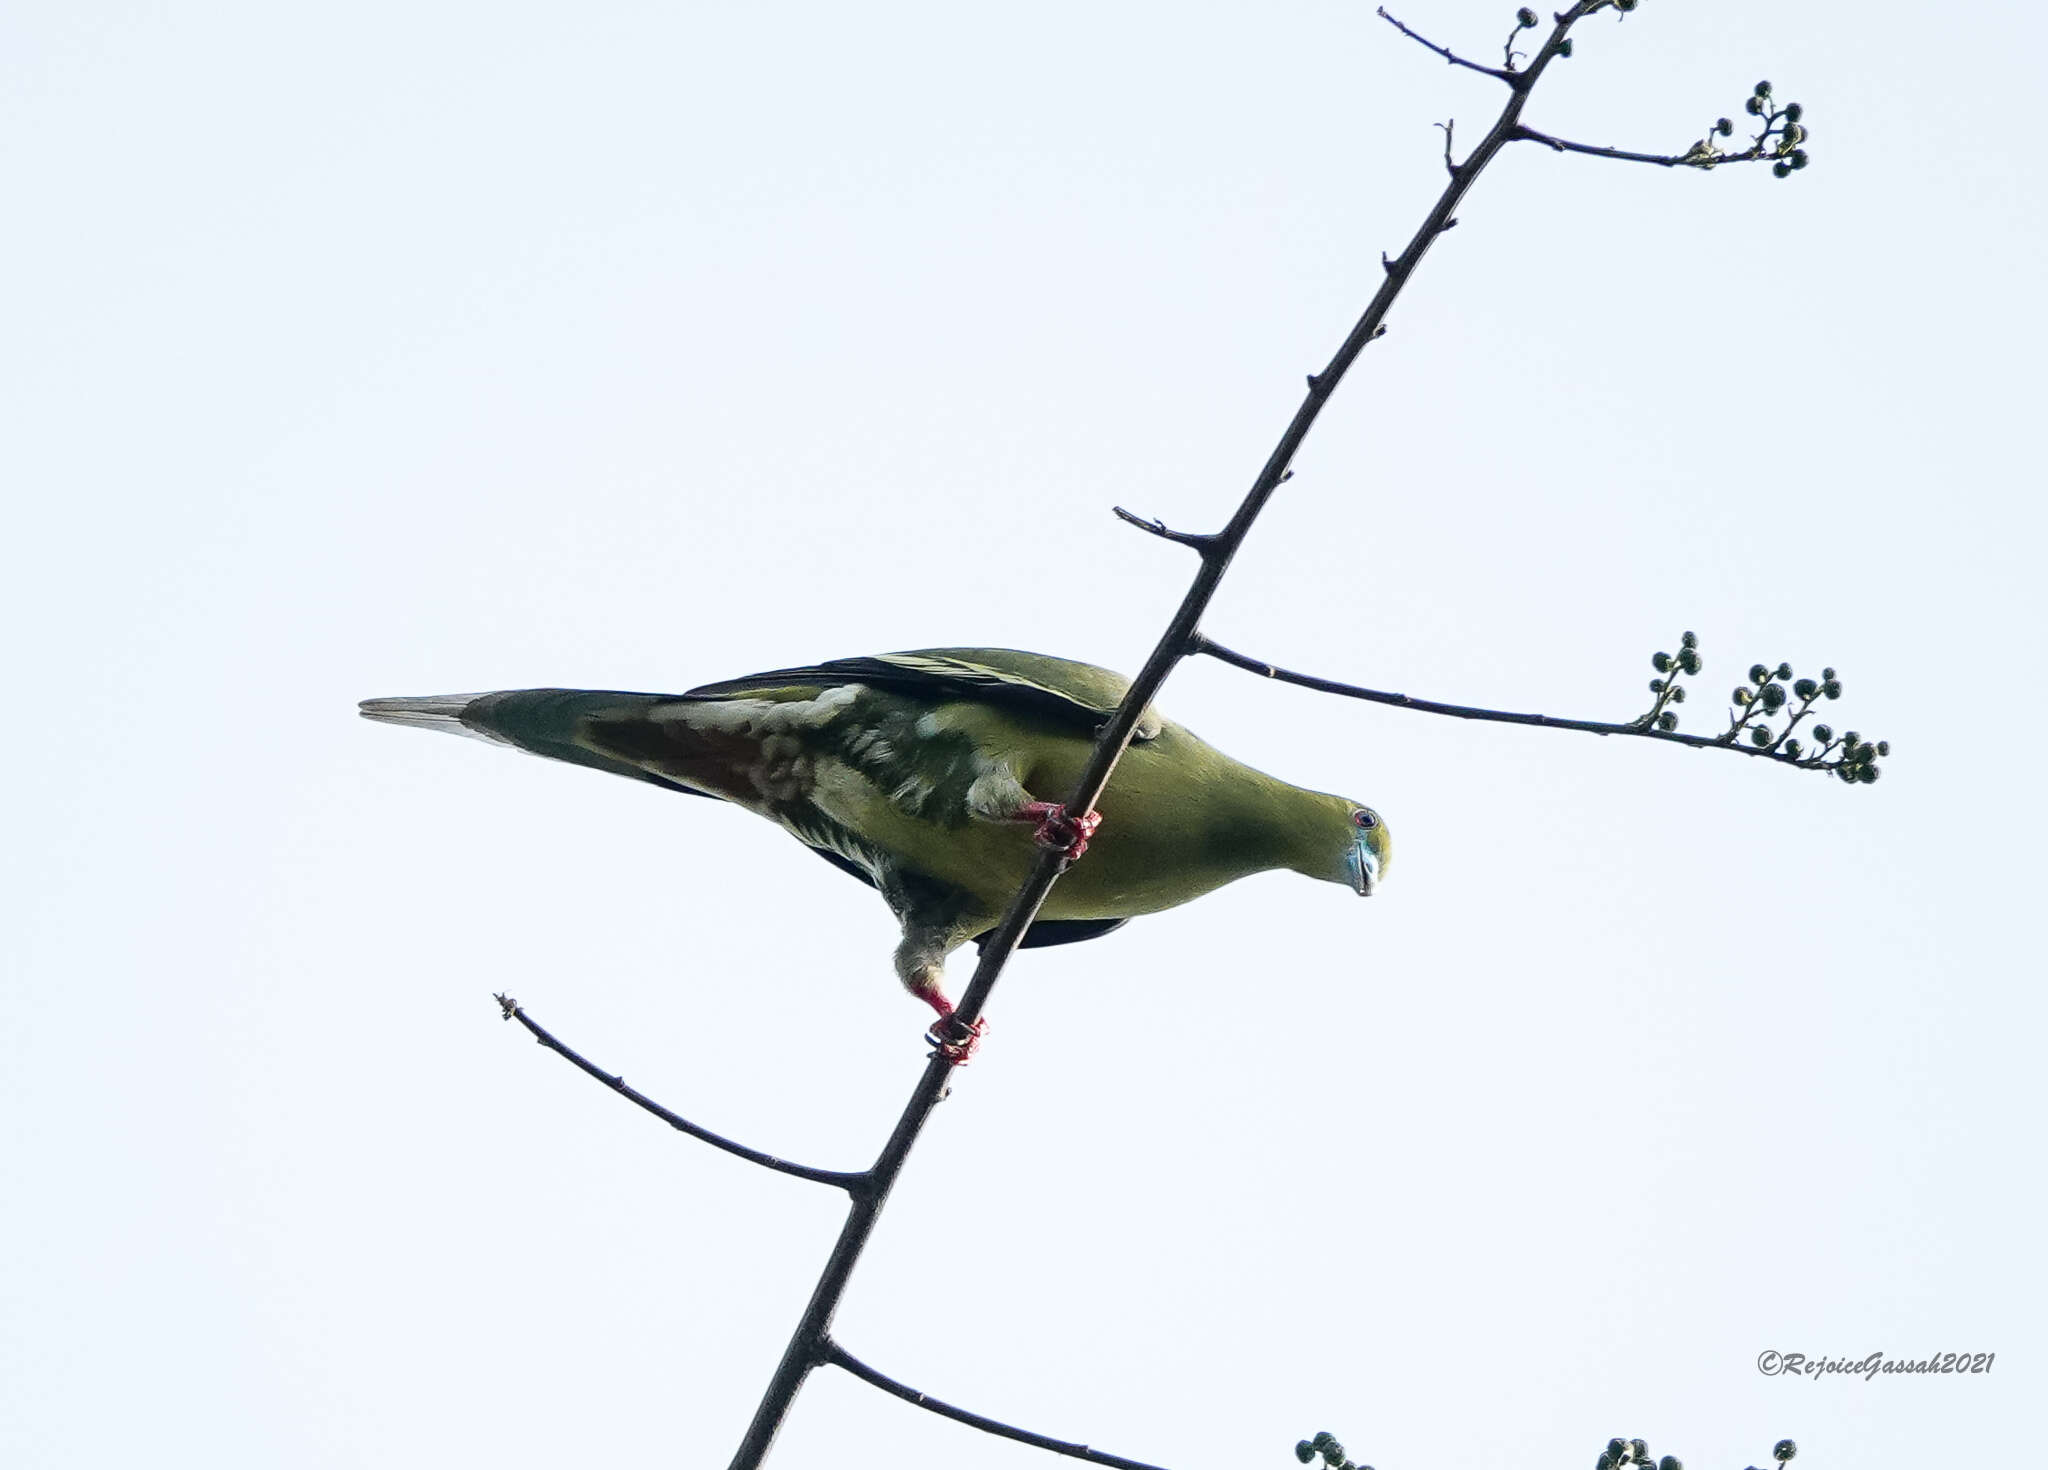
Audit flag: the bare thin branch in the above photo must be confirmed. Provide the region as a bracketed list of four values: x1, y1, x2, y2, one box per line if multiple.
[494, 995, 867, 1192]
[1514, 123, 1690, 168]
[824, 1341, 1179, 1470]
[1377, 6, 1516, 84]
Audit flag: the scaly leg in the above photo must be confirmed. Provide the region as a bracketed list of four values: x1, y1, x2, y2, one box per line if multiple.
[895, 929, 985, 1064]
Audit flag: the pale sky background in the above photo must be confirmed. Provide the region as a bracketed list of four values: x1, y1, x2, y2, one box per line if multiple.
[4, 2, 2041, 1467]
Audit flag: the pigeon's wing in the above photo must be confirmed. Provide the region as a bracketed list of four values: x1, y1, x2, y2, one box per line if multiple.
[684, 648, 1163, 742]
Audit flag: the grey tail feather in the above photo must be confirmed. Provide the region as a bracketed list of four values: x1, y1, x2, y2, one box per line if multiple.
[357, 694, 515, 746]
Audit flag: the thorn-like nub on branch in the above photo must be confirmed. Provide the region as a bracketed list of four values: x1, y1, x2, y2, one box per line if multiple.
[494, 992, 520, 1019]
[1112, 505, 1217, 555]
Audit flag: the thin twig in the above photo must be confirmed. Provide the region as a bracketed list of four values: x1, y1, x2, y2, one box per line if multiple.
[824, 1342, 1178, 1470]
[494, 995, 867, 1192]
[1514, 123, 1690, 168]
[1377, 5, 1516, 84]
[1189, 637, 1840, 770]
[1112, 505, 1217, 556]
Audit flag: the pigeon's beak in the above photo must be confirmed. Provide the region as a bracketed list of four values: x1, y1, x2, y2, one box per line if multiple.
[1349, 844, 1380, 897]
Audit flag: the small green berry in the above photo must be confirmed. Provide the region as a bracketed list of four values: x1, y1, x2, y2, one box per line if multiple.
[1749, 664, 1770, 683]
[1656, 711, 1678, 731]
[1772, 161, 1792, 177]
[1750, 726, 1773, 747]
[1629, 1441, 1651, 1462]
[1823, 679, 1842, 698]
[1789, 149, 1809, 169]
[1669, 686, 1687, 703]
[1679, 649, 1702, 674]
[1518, 6, 1538, 26]
[1746, 95, 1765, 116]
[1783, 103, 1803, 123]
[1843, 731, 1860, 747]
[1821, 667, 1836, 680]
[1760, 683, 1788, 710]
[1660, 1459, 1683, 1470]
[1860, 764, 1880, 783]
[1598, 1457, 1616, 1470]
[1607, 1440, 1630, 1461]
[1793, 678, 1818, 700]
[1775, 662, 1794, 680]
[1774, 1440, 1797, 1461]
[1653, 651, 1673, 672]
[1298, 1443, 1317, 1464]
[1615, 0, 1637, 11]
[1782, 739, 1802, 759]
[1755, 80, 1773, 97]
[1812, 723, 1833, 744]
[1733, 687, 1753, 706]
[1681, 630, 1698, 649]
[1876, 740, 1889, 756]
[1650, 677, 1666, 694]
[1715, 118, 1733, 137]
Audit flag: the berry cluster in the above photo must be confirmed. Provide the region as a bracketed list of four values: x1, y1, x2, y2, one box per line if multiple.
[1295, 1430, 1370, 1470]
[1689, 80, 1811, 173]
[1637, 633, 1887, 784]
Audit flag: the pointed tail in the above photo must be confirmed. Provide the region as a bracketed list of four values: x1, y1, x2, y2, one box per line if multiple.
[358, 688, 703, 793]
[358, 693, 513, 743]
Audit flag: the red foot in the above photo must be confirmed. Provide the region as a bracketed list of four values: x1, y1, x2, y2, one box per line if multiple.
[1013, 800, 1103, 861]
[923, 1002, 987, 1065]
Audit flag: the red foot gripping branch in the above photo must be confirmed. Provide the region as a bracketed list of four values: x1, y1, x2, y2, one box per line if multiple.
[1013, 801, 1103, 861]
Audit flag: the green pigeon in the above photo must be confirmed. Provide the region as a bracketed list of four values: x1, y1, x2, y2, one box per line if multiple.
[360, 648, 1389, 1052]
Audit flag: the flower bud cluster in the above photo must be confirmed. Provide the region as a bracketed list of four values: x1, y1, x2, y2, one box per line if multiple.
[1596, 1436, 1682, 1470]
[1633, 634, 1884, 785]
[1639, 629, 1702, 732]
[1690, 82, 1810, 174]
[1295, 1430, 1370, 1470]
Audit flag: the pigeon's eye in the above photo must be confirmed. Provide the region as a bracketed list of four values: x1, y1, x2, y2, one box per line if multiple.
[1353, 809, 1378, 830]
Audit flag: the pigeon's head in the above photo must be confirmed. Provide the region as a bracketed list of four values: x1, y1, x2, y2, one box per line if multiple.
[1342, 804, 1390, 896]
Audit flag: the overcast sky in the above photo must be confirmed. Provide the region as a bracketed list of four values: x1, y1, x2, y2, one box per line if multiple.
[5, 2, 2040, 1467]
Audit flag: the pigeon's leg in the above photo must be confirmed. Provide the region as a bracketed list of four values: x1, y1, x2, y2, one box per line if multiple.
[894, 925, 985, 1064]
[1009, 801, 1103, 861]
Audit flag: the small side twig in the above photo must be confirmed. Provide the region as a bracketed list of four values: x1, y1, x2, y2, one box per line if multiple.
[824, 1341, 1178, 1470]
[1376, 5, 1516, 84]
[493, 995, 867, 1191]
[1111, 505, 1219, 557]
